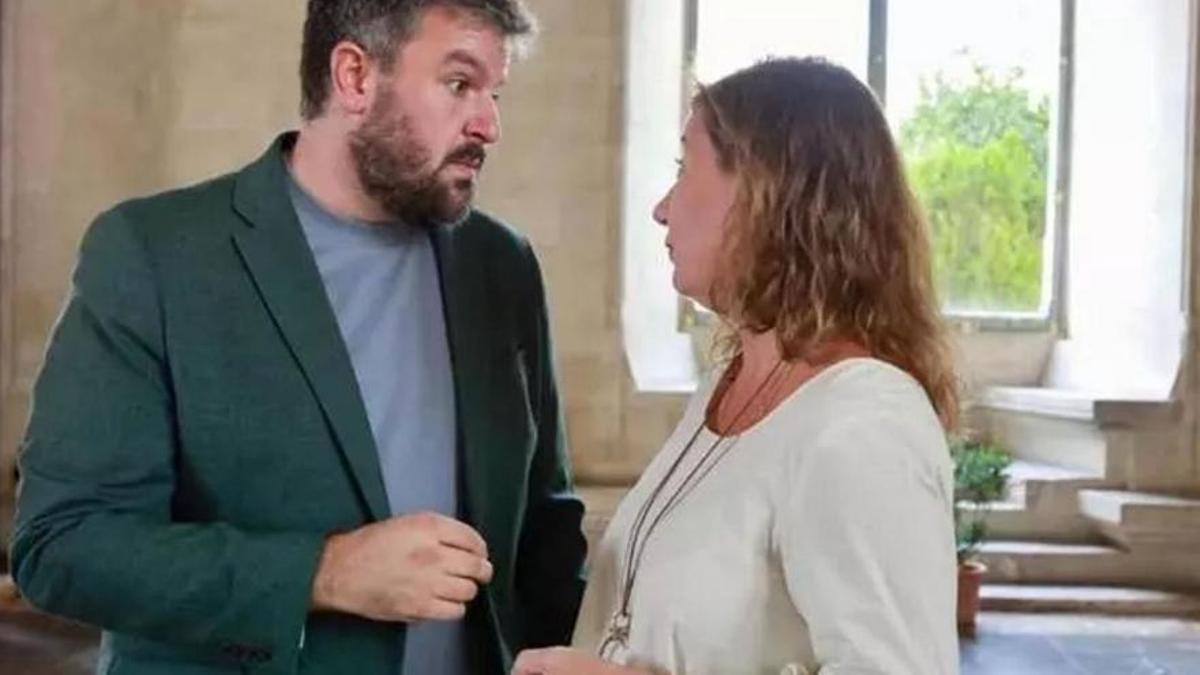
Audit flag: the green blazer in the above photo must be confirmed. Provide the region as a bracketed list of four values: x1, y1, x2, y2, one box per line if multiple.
[10, 134, 587, 674]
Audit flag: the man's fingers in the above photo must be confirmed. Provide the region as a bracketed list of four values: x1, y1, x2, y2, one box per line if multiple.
[441, 547, 494, 584]
[477, 557, 494, 584]
[412, 597, 468, 622]
[435, 575, 480, 603]
[430, 513, 489, 557]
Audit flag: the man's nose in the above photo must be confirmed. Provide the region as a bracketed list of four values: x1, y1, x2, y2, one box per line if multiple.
[465, 97, 502, 145]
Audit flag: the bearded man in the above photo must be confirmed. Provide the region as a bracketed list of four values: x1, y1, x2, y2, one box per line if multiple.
[10, 2, 586, 673]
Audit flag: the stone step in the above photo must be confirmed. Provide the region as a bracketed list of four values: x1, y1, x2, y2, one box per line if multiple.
[1009, 460, 1117, 510]
[1078, 489, 1200, 550]
[1079, 489, 1200, 529]
[974, 384, 1180, 478]
[981, 406, 1109, 475]
[969, 460, 1114, 542]
[974, 386, 1184, 488]
[980, 583, 1200, 617]
[978, 502, 1099, 543]
[977, 540, 1200, 588]
[975, 387, 1116, 475]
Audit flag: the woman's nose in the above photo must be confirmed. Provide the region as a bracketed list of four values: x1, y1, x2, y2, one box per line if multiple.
[652, 187, 672, 226]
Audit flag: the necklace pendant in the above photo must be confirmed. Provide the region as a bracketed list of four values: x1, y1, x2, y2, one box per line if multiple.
[597, 610, 631, 659]
[610, 610, 630, 637]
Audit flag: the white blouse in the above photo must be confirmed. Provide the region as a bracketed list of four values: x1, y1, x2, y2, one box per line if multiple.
[572, 358, 960, 675]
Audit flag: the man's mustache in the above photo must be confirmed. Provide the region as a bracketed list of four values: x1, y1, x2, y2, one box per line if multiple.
[443, 144, 487, 169]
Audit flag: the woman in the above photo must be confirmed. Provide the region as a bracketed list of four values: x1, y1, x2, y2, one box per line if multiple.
[515, 57, 960, 675]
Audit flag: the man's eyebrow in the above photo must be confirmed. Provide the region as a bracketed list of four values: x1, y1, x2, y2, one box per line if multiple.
[440, 49, 507, 87]
[442, 49, 486, 74]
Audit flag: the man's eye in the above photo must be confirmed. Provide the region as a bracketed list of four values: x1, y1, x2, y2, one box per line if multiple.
[448, 79, 469, 94]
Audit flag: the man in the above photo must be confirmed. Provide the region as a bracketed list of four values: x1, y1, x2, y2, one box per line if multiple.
[9, 1, 586, 673]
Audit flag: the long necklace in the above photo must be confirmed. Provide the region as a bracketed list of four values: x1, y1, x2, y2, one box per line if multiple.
[597, 357, 789, 660]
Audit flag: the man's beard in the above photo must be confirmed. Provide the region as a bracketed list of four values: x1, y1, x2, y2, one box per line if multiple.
[349, 90, 486, 227]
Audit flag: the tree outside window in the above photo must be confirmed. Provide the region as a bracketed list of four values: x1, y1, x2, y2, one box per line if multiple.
[900, 62, 1051, 312]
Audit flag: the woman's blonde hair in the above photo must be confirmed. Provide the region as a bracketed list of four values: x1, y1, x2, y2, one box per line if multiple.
[698, 57, 959, 429]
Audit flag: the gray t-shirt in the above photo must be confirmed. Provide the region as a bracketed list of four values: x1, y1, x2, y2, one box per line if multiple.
[289, 177, 465, 675]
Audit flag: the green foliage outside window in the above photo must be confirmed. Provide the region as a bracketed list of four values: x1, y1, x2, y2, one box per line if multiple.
[899, 63, 1051, 312]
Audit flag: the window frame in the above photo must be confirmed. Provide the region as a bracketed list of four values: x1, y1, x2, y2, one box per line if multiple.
[681, 0, 1076, 334]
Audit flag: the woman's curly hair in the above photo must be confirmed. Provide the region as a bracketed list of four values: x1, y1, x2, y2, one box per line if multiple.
[699, 56, 959, 429]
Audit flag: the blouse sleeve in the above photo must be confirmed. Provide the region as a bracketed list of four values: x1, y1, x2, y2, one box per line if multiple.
[773, 404, 960, 675]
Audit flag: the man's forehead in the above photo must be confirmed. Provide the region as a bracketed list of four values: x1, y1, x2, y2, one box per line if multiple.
[399, 7, 511, 74]
[409, 6, 510, 54]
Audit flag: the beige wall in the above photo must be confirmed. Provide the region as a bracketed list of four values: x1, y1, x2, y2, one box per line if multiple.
[0, 0, 313, 544]
[0, 0, 668, 545]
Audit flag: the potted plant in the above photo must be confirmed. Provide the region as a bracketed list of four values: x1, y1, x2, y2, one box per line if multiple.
[950, 438, 1011, 635]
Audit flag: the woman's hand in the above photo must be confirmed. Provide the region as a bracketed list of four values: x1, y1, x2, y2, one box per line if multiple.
[512, 647, 656, 675]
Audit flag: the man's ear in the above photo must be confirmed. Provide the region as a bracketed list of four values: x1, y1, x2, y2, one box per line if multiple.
[328, 40, 376, 118]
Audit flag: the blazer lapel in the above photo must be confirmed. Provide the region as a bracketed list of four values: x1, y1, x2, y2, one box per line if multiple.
[429, 226, 505, 552]
[230, 134, 390, 522]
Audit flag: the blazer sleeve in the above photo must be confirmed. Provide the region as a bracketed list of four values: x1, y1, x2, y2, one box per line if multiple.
[773, 405, 960, 675]
[511, 240, 588, 649]
[9, 208, 325, 673]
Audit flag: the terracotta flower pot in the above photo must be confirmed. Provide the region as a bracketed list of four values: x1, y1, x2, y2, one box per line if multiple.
[956, 560, 987, 635]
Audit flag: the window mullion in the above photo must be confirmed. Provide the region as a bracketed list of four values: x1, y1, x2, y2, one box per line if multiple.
[868, 0, 888, 103]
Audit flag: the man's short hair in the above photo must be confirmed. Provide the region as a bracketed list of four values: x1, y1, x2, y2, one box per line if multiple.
[300, 0, 537, 120]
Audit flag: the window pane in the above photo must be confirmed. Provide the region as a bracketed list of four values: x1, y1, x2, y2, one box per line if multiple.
[695, 0, 869, 83]
[888, 0, 1062, 314]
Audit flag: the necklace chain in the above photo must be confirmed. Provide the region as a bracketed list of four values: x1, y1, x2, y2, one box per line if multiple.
[597, 357, 789, 659]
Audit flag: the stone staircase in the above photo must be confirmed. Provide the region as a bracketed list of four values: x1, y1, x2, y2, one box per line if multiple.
[972, 386, 1200, 617]
[979, 583, 1200, 616]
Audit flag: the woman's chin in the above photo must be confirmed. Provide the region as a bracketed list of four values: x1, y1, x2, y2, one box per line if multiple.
[672, 275, 698, 302]
[671, 276, 713, 311]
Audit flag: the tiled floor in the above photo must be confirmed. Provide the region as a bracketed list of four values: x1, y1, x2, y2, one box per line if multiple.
[962, 612, 1200, 674]
[3, 608, 1200, 674]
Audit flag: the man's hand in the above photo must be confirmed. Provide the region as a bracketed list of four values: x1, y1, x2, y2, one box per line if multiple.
[310, 512, 493, 622]
[512, 647, 657, 675]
